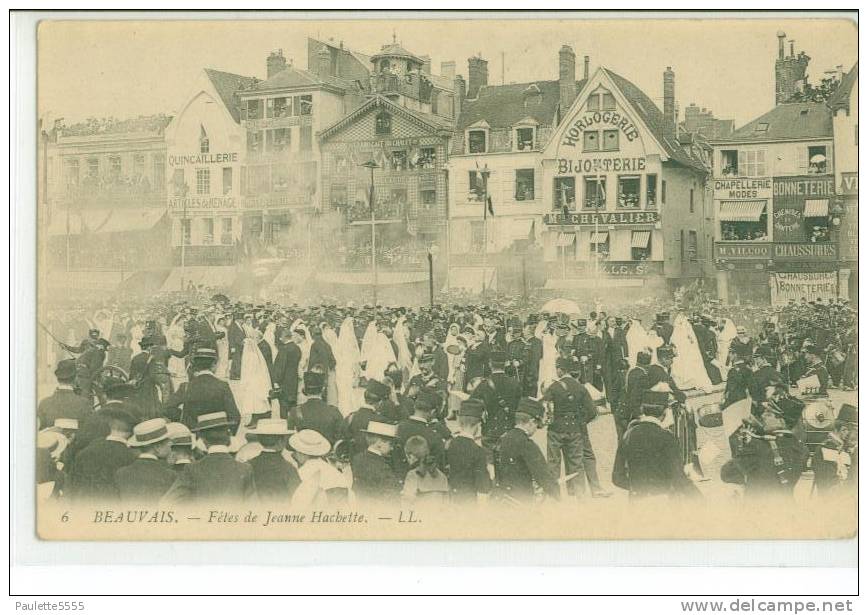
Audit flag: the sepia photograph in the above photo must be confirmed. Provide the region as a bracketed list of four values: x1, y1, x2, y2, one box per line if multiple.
[30, 12, 858, 543]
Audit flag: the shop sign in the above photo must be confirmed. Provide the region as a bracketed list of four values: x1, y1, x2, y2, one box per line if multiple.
[773, 242, 838, 262]
[561, 110, 641, 147]
[769, 272, 837, 306]
[840, 172, 858, 196]
[713, 178, 772, 200]
[596, 261, 662, 276]
[168, 152, 239, 166]
[714, 242, 772, 260]
[169, 196, 236, 210]
[543, 210, 659, 226]
[772, 202, 805, 243]
[839, 199, 858, 261]
[772, 176, 835, 198]
[557, 157, 646, 174]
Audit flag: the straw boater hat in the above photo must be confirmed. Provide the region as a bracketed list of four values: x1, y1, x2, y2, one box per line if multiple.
[192, 411, 233, 432]
[289, 429, 332, 457]
[166, 422, 193, 447]
[128, 418, 170, 447]
[248, 419, 292, 436]
[361, 421, 398, 439]
[53, 418, 79, 431]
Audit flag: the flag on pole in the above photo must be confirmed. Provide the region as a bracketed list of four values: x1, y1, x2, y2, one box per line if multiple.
[486, 195, 494, 217]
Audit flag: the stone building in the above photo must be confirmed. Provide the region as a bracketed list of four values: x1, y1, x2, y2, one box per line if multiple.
[683, 103, 734, 140]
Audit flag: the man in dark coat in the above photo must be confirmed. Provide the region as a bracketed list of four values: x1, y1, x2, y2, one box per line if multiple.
[271, 328, 302, 418]
[227, 314, 245, 380]
[68, 374, 142, 463]
[307, 327, 336, 374]
[289, 372, 345, 444]
[446, 399, 492, 504]
[462, 328, 490, 392]
[693, 316, 722, 384]
[350, 421, 401, 505]
[750, 345, 785, 402]
[801, 345, 830, 396]
[729, 326, 755, 365]
[495, 398, 559, 504]
[573, 319, 604, 390]
[612, 390, 698, 500]
[115, 418, 176, 504]
[470, 351, 521, 452]
[245, 419, 301, 504]
[601, 316, 628, 412]
[812, 403, 858, 494]
[163, 348, 240, 431]
[616, 351, 651, 441]
[345, 379, 391, 457]
[652, 312, 674, 346]
[67, 406, 137, 502]
[161, 411, 257, 505]
[645, 346, 687, 404]
[395, 388, 451, 475]
[73, 338, 110, 403]
[128, 335, 163, 420]
[38, 359, 93, 430]
[722, 348, 754, 409]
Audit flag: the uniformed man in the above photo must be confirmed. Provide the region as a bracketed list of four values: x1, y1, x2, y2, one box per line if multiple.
[601, 316, 628, 413]
[471, 350, 521, 453]
[350, 421, 402, 505]
[495, 397, 559, 504]
[646, 345, 687, 404]
[801, 345, 830, 396]
[115, 418, 176, 504]
[446, 398, 492, 505]
[573, 319, 604, 390]
[395, 387, 451, 474]
[245, 418, 301, 504]
[161, 411, 257, 505]
[750, 345, 785, 403]
[612, 390, 698, 500]
[289, 371, 345, 445]
[652, 312, 674, 345]
[462, 327, 490, 391]
[38, 359, 93, 430]
[543, 357, 595, 498]
[74, 337, 110, 403]
[616, 350, 651, 441]
[163, 347, 240, 430]
[812, 403, 858, 495]
[345, 379, 391, 457]
[721, 346, 754, 409]
[729, 326, 755, 364]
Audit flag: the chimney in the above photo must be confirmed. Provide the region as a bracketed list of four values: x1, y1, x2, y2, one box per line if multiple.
[777, 31, 786, 60]
[454, 74, 466, 119]
[267, 49, 287, 79]
[789, 39, 795, 57]
[663, 66, 676, 137]
[559, 45, 577, 113]
[316, 45, 331, 77]
[440, 61, 456, 80]
[467, 55, 488, 99]
[420, 55, 432, 74]
[583, 55, 590, 80]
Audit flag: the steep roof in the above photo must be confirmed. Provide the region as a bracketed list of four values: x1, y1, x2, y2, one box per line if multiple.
[827, 62, 858, 112]
[723, 102, 833, 143]
[204, 68, 259, 123]
[243, 65, 355, 93]
[370, 42, 423, 64]
[603, 68, 707, 172]
[456, 79, 577, 131]
[318, 94, 453, 141]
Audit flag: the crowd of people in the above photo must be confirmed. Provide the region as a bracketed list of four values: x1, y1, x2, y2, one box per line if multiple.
[36, 291, 858, 509]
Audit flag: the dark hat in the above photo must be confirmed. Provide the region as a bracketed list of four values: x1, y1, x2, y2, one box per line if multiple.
[458, 398, 485, 419]
[54, 359, 76, 381]
[365, 379, 390, 402]
[489, 350, 507, 365]
[615, 317, 624, 326]
[641, 390, 670, 410]
[192, 347, 218, 361]
[575, 318, 587, 327]
[837, 403, 858, 425]
[419, 352, 435, 364]
[302, 371, 325, 392]
[414, 388, 441, 412]
[754, 344, 776, 361]
[88, 328, 101, 337]
[555, 356, 575, 372]
[139, 334, 158, 349]
[103, 406, 137, 427]
[191, 411, 233, 432]
[657, 344, 676, 360]
[515, 397, 545, 421]
[661, 312, 671, 319]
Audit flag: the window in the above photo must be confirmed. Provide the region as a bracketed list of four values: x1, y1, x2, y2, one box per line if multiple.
[720, 150, 738, 176]
[420, 189, 436, 208]
[738, 149, 766, 177]
[247, 130, 263, 153]
[196, 169, 210, 195]
[720, 203, 768, 241]
[590, 232, 610, 260]
[631, 231, 652, 261]
[272, 164, 290, 191]
[269, 97, 289, 118]
[807, 145, 828, 174]
[199, 125, 210, 154]
[617, 176, 640, 209]
[298, 94, 313, 116]
[468, 170, 485, 201]
[390, 150, 408, 171]
[203, 218, 215, 245]
[417, 147, 436, 169]
[687, 230, 698, 261]
[267, 128, 290, 152]
[247, 165, 270, 195]
[554, 176, 576, 211]
[330, 184, 348, 209]
[689, 188, 695, 213]
[220, 217, 233, 245]
[587, 89, 616, 112]
[375, 112, 392, 135]
[515, 127, 534, 151]
[584, 176, 606, 209]
[470, 221, 485, 253]
[64, 159, 80, 186]
[389, 188, 407, 218]
[300, 125, 312, 151]
[244, 100, 261, 120]
[133, 154, 145, 178]
[172, 168, 186, 196]
[661, 179, 667, 204]
[333, 154, 348, 174]
[602, 129, 619, 151]
[515, 169, 535, 201]
[109, 156, 122, 177]
[468, 130, 487, 153]
[754, 122, 769, 133]
[222, 167, 233, 195]
[181, 219, 191, 246]
[87, 158, 99, 177]
[583, 131, 599, 152]
[646, 174, 658, 208]
[557, 234, 576, 261]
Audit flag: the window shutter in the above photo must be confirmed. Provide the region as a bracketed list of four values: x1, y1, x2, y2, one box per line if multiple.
[738, 150, 746, 175]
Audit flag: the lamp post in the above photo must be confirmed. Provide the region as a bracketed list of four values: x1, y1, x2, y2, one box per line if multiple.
[361, 160, 380, 305]
[427, 243, 439, 307]
[478, 163, 492, 294]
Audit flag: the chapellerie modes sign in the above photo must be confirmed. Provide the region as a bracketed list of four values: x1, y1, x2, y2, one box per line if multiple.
[543, 210, 659, 226]
[713, 178, 772, 200]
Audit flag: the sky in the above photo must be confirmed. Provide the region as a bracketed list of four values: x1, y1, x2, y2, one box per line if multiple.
[38, 15, 857, 129]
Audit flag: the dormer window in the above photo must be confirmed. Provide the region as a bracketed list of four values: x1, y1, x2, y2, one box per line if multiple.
[515, 127, 535, 151]
[375, 111, 392, 135]
[468, 129, 487, 154]
[755, 122, 769, 133]
[199, 125, 210, 154]
[587, 86, 616, 112]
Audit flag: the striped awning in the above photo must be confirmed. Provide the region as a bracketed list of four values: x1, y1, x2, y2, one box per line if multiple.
[804, 199, 829, 217]
[555, 232, 576, 247]
[718, 201, 766, 222]
[590, 231, 609, 244]
[631, 231, 651, 248]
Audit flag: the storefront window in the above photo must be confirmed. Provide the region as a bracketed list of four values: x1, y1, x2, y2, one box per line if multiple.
[590, 232, 609, 260]
[515, 169, 535, 201]
[617, 176, 640, 209]
[646, 174, 658, 208]
[631, 230, 652, 261]
[720, 216, 768, 241]
[554, 177, 576, 211]
[584, 176, 606, 209]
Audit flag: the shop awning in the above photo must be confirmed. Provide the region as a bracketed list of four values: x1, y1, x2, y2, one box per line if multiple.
[631, 231, 651, 248]
[555, 232, 576, 247]
[718, 201, 766, 222]
[590, 231, 609, 244]
[160, 266, 238, 292]
[804, 199, 829, 217]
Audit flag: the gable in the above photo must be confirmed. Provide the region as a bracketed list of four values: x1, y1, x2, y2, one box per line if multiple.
[319, 97, 449, 143]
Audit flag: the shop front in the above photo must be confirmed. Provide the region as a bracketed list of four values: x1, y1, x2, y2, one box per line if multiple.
[838, 172, 858, 303]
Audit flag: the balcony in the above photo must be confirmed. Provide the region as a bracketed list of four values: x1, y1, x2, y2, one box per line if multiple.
[346, 200, 406, 224]
[369, 72, 434, 103]
[62, 180, 166, 209]
[242, 114, 312, 132]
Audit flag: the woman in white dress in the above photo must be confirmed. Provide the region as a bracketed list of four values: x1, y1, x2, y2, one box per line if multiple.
[237, 323, 273, 424]
[536, 319, 557, 397]
[335, 316, 361, 417]
[321, 322, 340, 406]
[166, 315, 188, 390]
[669, 313, 713, 392]
[214, 315, 230, 380]
[392, 316, 414, 382]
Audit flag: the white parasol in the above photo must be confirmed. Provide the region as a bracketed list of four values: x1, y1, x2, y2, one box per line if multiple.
[540, 298, 582, 315]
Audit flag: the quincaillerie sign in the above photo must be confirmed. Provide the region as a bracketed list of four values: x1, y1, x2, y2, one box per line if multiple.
[543, 210, 659, 226]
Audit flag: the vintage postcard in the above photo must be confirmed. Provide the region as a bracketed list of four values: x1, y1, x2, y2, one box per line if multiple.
[34, 14, 858, 541]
